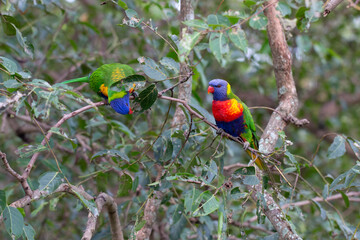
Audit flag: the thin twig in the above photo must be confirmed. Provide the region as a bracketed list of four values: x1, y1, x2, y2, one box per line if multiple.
[23, 101, 106, 180]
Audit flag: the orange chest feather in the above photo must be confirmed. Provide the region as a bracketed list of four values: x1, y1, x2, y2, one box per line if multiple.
[212, 99, 243, 122]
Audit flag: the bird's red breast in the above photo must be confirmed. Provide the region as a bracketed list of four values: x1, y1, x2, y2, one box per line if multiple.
[212, 99, 243, 122]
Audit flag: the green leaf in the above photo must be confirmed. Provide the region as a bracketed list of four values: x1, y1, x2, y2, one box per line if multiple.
[111, 120, 136, 139]
[203, 160, 217, 184]
[0, 190, 6, 212]
[137, 84, 158, 110]
[169, 204, 187, 239]
[312, 200, 327, 220]
[209, 32, 228, 63]
[15, 26, 34, 58]
[184, 187, 201, 213]
[217, 209, 223, 237]
[179, 31, 202, 61]
[141, 57, 167, 80]
[1, 15, 18, 36]
[22, 224, 36, 240]
[183, 19, 209, 30]
[244, 0, 256, 8]
[159, 57, 180, 74]
[3, 206, 24, 239]
[125, 9, 141, 27]
[230, 187, 248, 200]
[30, 201, 48, 217]
[3, 80, 22, 89]
[277, 2, 291, 16]
[347, 138, 360, 160]
[0, 56, 18, 74]
[117, 174, 132, 197]
[243, 175, 260, 185]
[117, 0, 128, 9]
[327, 135, 346, 159]
[233, 166, 255, 176]
[322, 183, 329, 199]
[207, 14, 230, 28]
[49, 127, 77, 149]
[135, 220, 146, 231]
[338, 190, 349, 208]
[153, 137, 173, 162]
[249, 14, 268, 30]
[72, 190, 98, 217]
[110, 74, 146, 93]
[17, 144, 47, 159]
[38, 171, 64, 193]
[193, 191, 219, 217]
[228, 28, 248, 53]
[91, 149, 130, 162]
[305, 1, 322, 23]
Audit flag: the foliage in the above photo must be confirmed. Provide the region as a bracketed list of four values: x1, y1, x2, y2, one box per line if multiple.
[0, 0, 360, 239]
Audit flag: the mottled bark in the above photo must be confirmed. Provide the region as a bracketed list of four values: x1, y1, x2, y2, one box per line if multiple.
[172, 0, 194, 128]
[135, 191, 164, 240]
[249, 1, 303, 239]
[323, 0, 344, 16]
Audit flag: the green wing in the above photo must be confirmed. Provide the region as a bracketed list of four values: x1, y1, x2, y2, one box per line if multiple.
[89, 63, 135, 97]
[228, 90, 258, 148]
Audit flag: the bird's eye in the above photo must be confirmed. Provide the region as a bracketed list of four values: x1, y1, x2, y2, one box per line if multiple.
[216, 84, 221, 87]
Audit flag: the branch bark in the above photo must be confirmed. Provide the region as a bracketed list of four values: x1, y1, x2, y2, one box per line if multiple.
[172, 0, 194, 128]
[247, 1, 302, 239]
[135, 191, 165, 240]
[323, 0, 344, 16]
[22, 100, 106, 190]
[82, 193, 124, 240]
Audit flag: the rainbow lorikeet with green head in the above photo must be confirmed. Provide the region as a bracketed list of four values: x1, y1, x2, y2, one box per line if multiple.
[208, 79, 270, 172]
[61, 63, 135, 115]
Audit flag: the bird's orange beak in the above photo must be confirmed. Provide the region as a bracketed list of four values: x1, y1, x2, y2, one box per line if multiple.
[208, 86, 214, 94]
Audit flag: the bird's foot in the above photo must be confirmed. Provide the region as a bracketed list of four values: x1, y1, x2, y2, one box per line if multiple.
[243, 141, 250, 150]
[216, 128, 224, 136]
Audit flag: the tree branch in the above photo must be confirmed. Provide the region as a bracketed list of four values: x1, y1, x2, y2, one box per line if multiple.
[135, 191, 165, 240]
[247, 1, 303, 239]
[22, 101, 106, 184]
[323, 0, 345, 16]
[82, 193, 124, 240]
[172, 0, 194, 128]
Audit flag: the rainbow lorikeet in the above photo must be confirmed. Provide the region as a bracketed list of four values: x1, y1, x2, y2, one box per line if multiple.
[61, 63, 135, 115]
[208, 79, 268, 171]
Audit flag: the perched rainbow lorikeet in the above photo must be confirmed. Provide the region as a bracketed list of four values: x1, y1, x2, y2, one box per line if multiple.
[208, 79, 269, 172]
[61, 63, 135, 115]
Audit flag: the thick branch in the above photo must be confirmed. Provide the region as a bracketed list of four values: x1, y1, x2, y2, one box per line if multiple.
[135, 191, 165, 240]
[0, 151, 32, 196]
[8, 183, 123, 240]
[247, 1, 303, 240]
[82, 193, 123, 240]
[323, 0, 344, 16]
[172, 0, 194, 127]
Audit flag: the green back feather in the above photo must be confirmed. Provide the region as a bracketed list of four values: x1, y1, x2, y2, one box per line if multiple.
[89, 63, 135, 92]
[227, 85, 259, 149]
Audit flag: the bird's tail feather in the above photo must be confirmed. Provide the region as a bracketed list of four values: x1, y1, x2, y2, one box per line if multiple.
[61, 76, 89, 84]
[246, 150, 276, 186]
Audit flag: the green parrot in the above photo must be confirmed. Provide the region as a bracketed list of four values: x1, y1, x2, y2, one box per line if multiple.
[62, 63, 135, 114]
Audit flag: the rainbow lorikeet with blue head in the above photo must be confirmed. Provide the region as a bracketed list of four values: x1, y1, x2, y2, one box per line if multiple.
[61, 63, 135, 115]
[208, 79, 268, 171]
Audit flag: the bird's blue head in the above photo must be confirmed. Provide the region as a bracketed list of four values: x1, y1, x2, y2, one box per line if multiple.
[208, 79, 230, 101]
[109, 92, 133, 115]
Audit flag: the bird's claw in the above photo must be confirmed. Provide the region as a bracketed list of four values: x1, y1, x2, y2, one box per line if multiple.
[131, 91, 138, 98]
[216, 128, 224, 136]
[243, 141, 250, 150]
